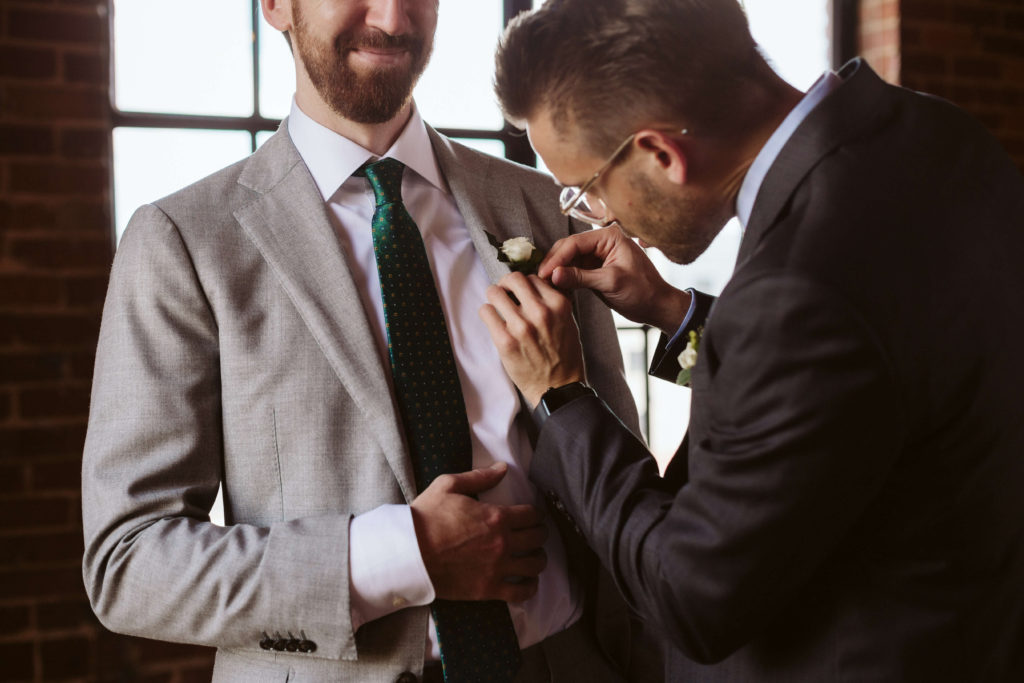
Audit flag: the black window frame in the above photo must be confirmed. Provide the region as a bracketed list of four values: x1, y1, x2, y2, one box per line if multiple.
[108, 0, 847, 444]
[108, 0, 536, 164]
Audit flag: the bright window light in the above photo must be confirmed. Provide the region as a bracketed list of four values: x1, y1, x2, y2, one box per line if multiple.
[113, 0, 253, 116]
[416, 0, 506, 130]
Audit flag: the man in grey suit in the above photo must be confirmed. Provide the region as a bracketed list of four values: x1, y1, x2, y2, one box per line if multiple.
[481, 0, 1024, 681]
[82, 1, 654, 681]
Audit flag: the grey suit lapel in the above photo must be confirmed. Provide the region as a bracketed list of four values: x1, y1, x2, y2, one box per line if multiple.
[739, 59, 893, 265]
[427, 126, 538, 284]
[233, 125, 418, 502]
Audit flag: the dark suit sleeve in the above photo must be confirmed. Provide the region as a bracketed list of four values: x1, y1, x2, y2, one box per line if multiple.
[529, 272, 905, 664]
[649, 290, 716, 383]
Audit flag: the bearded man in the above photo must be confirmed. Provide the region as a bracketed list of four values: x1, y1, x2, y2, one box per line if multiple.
[81, 2, 657, 681]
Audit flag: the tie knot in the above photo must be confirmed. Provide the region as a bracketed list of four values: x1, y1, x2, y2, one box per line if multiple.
[356, 157, 405, 206]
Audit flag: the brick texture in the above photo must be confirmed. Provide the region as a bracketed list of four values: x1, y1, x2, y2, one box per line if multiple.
[861, 0, 1024, 170]
[0, 0, 1021, 681]
[0, 0, 214, 679]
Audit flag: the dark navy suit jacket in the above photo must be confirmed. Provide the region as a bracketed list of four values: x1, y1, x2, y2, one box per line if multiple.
[531, 59, 1024, 681]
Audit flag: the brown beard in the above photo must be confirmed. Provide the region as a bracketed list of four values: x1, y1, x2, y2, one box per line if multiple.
[291, 2, 433, 124]
[627, 170, 732, 265]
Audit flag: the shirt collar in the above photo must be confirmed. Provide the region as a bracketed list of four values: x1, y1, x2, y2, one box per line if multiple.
[287, 99, 448, 201]
[735, 70, 843, 229]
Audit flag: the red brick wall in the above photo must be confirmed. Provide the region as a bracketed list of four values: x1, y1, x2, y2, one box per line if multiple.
[0, 1, 214, 680]
[1, 1, 1022, 681]
[860, 0, 902, 83]
[859, 0, 1024, 170]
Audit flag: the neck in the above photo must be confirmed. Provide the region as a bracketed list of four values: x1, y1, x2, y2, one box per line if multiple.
[295, 87, 414, 156]
[711, 78, 806, 210]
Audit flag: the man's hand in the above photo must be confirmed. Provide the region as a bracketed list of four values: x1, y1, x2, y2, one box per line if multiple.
[410, 463, 548, 604]
[539, 226, 692, 335]
[480, 273, 585, 408]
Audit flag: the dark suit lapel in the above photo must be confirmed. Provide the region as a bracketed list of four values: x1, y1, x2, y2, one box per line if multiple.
[426, 126, 540, 284]
[738, 59, 894, 265]
[233, 126, 418, 502]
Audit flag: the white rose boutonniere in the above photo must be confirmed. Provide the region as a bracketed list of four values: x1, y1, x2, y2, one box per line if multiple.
[485, 231, 545, 275]
[676, 326, 703, 387]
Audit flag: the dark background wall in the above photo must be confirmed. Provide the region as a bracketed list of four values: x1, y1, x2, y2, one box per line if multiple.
[1, 0, 1021, 680]
[1, 1, 218, 680]
[861, 0, 1023, 163]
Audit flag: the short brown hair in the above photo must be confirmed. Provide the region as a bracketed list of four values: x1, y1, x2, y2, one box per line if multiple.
[495, 0, 772, 154]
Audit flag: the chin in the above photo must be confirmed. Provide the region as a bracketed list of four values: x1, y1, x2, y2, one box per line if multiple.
[663, 249, 698, 265]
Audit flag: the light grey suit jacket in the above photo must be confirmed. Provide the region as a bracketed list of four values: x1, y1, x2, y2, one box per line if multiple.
[82, 123, 644, 681]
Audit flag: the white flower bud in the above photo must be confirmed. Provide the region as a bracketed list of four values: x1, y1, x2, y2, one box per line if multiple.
[501, 236, 535, 263]
[678, 345, 698, 370]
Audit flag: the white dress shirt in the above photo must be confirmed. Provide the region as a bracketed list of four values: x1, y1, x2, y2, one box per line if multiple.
[287, 101, 581, 659]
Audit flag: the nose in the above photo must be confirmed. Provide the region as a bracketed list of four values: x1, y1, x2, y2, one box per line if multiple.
[365, 0, 414, 35]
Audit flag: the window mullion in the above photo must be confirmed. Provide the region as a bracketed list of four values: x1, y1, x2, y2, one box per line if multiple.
[251, 0, 262, 152]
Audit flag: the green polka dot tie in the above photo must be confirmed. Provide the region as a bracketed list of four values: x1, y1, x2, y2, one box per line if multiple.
[358, 158, 521, 683]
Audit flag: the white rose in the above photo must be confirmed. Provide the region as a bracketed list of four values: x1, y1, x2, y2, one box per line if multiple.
[501, 236, 535, 263]
[678, 345, 698, 370]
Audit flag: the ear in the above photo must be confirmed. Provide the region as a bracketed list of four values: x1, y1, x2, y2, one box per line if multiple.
[634, 129, 688, 186]
[261, 0, 293, 33]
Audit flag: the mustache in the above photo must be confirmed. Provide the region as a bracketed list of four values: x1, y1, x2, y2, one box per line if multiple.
[340, 28, 423, 53]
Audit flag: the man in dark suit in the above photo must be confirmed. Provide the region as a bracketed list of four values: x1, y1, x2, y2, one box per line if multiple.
[479, 0, 1024, 680]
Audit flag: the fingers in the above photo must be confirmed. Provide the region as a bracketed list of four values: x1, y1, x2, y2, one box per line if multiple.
[485, 277, 530, 321]
[489, 272, 570, 318]
[550, 264, 606, 292]
[502, 502, 544, 531]
[530, 274, 573, 309]
[507, 523, 548, 554]
[438, 462, 508, 496]
[504, 549, 548, 578]
[541, 228, 633, 297]
[538, 228, 614, 279]
[479, 300, 512, 349]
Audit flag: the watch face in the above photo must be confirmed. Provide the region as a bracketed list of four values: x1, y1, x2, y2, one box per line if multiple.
[542, 382, 592, 417]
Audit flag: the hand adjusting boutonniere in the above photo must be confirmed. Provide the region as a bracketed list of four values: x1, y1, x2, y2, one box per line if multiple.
[676, 326, 703, 387]
[485, 231, 545, 275]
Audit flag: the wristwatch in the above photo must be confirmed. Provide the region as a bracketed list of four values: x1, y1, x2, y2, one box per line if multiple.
[534, 381, 596, 428]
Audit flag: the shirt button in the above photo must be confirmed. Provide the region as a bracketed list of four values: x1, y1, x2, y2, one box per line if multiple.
[392, 595, 408, 608]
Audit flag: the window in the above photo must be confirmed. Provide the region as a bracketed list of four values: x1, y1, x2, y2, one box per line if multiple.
[110, 0, 836, 473]
[110, 0, 536, 242]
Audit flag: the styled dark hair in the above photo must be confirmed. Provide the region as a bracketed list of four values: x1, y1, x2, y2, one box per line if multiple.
[495, 0, 774, 154]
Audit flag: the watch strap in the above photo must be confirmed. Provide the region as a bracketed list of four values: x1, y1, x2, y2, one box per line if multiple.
[534, 381, 596, 428]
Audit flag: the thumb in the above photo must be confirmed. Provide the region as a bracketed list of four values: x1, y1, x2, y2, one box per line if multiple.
[446, 462, 509, 495]
[551, 265, 608, 294]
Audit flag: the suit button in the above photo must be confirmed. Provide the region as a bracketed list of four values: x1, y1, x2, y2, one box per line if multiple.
[395, 673, 418, 683]
[298, 631, 316, 653]
[272, 634, 288, 651]
[259, 632, 273, 650]
[285, 637, 299, 652]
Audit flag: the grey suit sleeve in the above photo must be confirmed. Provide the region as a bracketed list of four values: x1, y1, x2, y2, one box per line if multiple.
[81, 205, 356, 660]
[530, 272, 904, 664]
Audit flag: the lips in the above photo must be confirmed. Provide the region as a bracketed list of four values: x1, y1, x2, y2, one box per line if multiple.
[341, 29, 420, 68]
[347, 47, 412, 68]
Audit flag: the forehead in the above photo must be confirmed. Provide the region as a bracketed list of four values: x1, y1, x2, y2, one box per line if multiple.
[526, 108, 600, 185]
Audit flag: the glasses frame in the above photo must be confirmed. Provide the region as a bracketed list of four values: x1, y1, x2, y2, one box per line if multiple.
[558, 128, 688, 228]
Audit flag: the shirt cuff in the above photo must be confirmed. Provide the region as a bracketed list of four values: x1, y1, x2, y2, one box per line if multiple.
[665, 288, 699, 350]
[349, 504, 436, 631]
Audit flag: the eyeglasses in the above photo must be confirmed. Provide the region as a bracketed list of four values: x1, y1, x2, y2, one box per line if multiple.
[558, 128, 688, 228]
